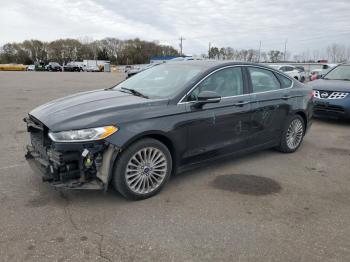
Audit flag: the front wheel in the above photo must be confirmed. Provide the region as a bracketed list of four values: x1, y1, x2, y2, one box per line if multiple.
[112, 138, 172, 200]
[276, 115, 305, 153]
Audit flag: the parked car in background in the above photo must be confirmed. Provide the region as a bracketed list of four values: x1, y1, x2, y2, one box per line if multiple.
[126, 63, 161, 78]
[309, 69, 323, 81]
[295, 66, 306, 82]
[45, 62, 62, 72]
[27, 65, 35, 71]
[25, 61, 313, 200]
[268, 64, 303, 82]
[126, 66, 142, 78]
[64, 62, 83, 72]
[85, 64, 100, 72]
[34, 62, 46, 71]
[309, 64, 350, 119]
[169, 57, 203, 62]
[124, 65, 132, 73]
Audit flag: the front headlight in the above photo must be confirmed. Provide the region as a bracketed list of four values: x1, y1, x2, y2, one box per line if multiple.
[48, 126, 118, 142]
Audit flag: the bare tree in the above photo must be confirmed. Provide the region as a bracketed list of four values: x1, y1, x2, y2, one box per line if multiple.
[327, 44, 346, 62]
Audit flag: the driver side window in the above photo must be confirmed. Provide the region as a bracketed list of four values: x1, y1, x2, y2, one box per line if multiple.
[187, 67, 243, 101]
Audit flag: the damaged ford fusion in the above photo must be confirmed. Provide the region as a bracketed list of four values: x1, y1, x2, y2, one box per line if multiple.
[25, 61, 313, 200]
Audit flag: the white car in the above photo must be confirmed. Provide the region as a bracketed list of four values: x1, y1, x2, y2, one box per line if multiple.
[27, 65, 35, 71]
[85, 65, 100, 72]
[269, 64, 302, 81]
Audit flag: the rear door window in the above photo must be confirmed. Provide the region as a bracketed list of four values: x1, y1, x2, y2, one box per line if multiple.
[276, 73, 293, 88]
[248, 67, 281, 93]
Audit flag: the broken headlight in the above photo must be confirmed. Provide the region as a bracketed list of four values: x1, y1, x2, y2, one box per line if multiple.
[48, 126, 118, 142]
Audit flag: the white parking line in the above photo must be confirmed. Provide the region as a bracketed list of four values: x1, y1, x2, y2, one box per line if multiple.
[0, 163, 26, 170]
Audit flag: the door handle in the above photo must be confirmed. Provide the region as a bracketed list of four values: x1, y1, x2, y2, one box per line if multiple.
[281, 95, 292, 100]
[233, 101, 249, 107]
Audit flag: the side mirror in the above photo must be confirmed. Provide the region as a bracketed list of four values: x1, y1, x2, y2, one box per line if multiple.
[192, 91, 221, 108]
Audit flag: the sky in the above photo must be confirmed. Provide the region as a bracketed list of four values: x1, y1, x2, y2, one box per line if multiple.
[1, 0, 350, 56]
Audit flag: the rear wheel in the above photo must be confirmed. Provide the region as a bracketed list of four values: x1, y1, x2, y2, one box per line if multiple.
[277, 115, 305, 153]
[113, 138, 172, 200]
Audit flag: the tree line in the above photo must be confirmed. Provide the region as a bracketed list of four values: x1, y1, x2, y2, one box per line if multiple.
[1, 37, 349, 65]
[208, 43, 350, 63]
[0, 38, 179, 65]
[208, 47, 288, 63]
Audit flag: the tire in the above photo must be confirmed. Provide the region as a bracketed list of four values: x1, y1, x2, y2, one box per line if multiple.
[276, 115, 305, 153]
[112, 138, 172, 200]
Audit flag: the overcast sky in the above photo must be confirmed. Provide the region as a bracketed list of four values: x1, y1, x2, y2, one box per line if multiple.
[1, 0, 350, 56]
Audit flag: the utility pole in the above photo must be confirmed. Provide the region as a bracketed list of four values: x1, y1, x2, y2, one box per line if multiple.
[283, 39, 288, 61]
[258, 40, 261, 62]
[179, 36, 185, 56]
[208, 42, 211, 59]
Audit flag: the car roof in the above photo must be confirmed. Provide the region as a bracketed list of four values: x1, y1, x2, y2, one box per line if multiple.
[162, 60, 279, 71]
[271, 64, 295, 67]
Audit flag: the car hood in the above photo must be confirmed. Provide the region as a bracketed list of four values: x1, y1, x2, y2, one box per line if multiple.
[30, 89, 168, 131]
[308, 79, 350, 92]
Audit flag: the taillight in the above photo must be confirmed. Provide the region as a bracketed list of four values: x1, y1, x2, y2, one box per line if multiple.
[309, 90, 315, 98]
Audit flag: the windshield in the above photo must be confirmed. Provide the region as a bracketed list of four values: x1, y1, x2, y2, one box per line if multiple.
[324, 65, 350, 80]
[113, 64, 203, 98]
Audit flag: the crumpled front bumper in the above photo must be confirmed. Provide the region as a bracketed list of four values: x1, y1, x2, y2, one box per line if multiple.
[24, 116, 119, 191]
[25, 145, 106, 190]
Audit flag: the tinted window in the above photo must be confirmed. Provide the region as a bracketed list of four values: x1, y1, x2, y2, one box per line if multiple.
[248, 67, 280, 93]
[188, 67, 243, 101]
[276, 73, 293, 88]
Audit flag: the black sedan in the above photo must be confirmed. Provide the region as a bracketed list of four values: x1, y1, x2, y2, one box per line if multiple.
[308, 64, 350, 119]
[45, 62, 62, 72]
[63, 62, 83, 72]
[25, 61, 313, 200]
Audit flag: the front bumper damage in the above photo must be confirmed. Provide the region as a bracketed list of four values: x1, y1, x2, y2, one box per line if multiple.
[24, 116, 119, 190]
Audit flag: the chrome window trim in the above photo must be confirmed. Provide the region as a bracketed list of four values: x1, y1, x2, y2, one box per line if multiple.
[177, 64, 294, 105]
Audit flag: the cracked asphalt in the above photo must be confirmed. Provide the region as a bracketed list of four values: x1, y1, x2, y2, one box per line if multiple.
[0, 71, 350, 261]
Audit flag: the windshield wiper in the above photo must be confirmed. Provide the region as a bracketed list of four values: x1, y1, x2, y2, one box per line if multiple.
[120, 87, 149, 99]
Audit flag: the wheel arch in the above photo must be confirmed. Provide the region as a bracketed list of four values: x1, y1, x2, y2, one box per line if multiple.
[120, 131, 177, 170]
[105, 131, 178, 191]
[294, 111, 307, 128]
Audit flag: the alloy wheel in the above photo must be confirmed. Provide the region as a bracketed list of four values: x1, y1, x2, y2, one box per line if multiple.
[125, 147, 168, 194]
[286, 118, 304, 150]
